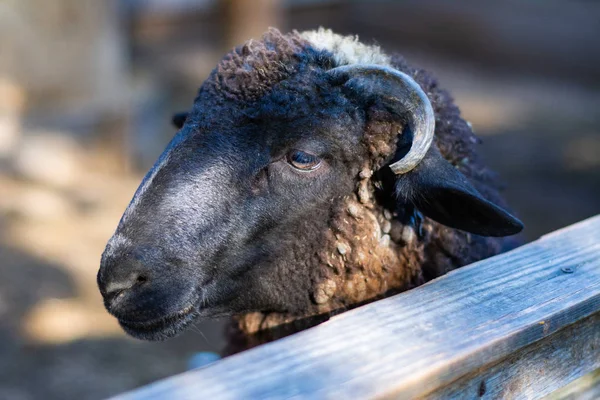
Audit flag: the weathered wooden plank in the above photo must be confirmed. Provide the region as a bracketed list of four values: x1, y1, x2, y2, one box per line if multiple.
[544, 368, 600, 400]
[423, 313, 600, 399]
[114, 215, 600, 400]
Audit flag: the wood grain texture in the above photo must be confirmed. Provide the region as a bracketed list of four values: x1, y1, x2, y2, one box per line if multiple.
[544, 368, 600, 400]
[114, 215, 600, 400]
[422, 313, 600, 399]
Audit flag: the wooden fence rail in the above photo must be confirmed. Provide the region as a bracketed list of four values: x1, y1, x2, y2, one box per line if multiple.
[115, 215, 600, 399]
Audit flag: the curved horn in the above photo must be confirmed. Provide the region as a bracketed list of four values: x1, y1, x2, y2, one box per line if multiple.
[327, 64, 435, 174]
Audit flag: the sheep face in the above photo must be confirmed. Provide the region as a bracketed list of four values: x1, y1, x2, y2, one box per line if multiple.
[98, 29, 522, 341]
[98, 69, 375, 340]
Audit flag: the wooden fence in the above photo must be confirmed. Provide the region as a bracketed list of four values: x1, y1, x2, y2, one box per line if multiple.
[114, 215, 600, 399]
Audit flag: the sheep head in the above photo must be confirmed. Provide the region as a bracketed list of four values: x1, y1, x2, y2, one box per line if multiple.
[98, 29, 523, 341]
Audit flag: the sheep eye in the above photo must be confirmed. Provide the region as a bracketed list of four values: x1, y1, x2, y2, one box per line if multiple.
[286, 150, 321, 171]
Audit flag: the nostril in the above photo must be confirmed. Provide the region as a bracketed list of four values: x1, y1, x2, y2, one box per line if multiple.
[102, 272, 149, 307]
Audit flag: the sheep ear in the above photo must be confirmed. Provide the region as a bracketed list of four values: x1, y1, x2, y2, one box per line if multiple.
[395, 147, 524, 237]
[172, 112, 189, 129]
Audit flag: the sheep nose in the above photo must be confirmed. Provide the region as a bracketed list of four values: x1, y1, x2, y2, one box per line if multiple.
[102, 272, 148, 306]
[98, 252, 151, 309]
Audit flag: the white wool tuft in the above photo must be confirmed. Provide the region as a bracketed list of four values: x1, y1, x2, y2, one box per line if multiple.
[300, 28, 391, 68]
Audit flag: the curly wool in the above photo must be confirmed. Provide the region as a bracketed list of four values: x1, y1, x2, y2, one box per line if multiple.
[195, 29, 315, 106]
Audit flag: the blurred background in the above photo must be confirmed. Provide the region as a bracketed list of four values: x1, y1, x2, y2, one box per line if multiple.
[0, 0, 598, 399]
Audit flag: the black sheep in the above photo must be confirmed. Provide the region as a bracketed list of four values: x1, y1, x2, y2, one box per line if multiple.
[97, 28, 523, 353]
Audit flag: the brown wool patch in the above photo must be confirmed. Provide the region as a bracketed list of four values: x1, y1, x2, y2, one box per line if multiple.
[201, 29, 310, 104]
